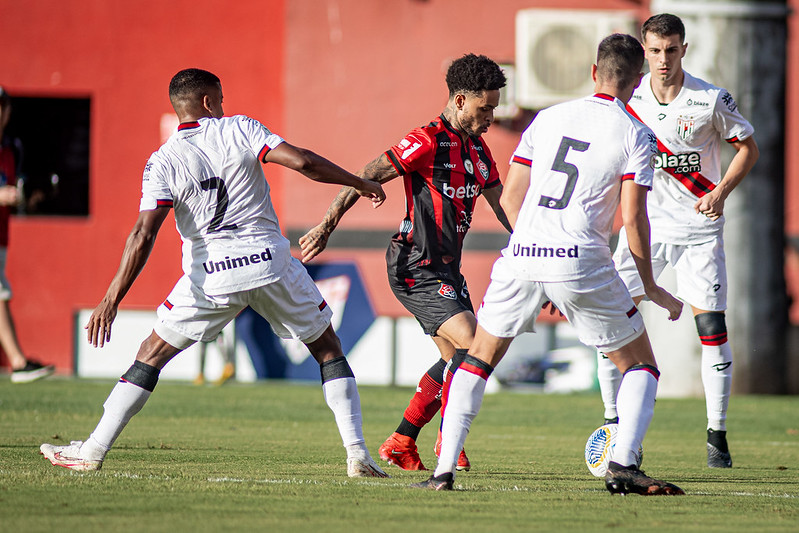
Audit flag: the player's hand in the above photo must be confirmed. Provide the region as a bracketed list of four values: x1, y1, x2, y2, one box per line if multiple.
[644, 285, 683, 321]
[0, 185, 18, 206]
[356, 180, 386, 208]
[694, 192, 725, 221]
[299, 223, 331, 263]
[542, 301, 564, 317]
[85, 299, 119, 348]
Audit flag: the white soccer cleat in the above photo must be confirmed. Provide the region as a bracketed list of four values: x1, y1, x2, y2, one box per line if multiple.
[40, 441, 103, 471]
[347, 456, 389, 478]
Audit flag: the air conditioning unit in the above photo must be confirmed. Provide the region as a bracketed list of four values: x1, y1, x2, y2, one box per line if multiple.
[515, 9, 638, 110]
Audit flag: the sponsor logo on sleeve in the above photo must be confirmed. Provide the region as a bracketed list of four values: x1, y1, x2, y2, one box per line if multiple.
[721, 91, 738, 112]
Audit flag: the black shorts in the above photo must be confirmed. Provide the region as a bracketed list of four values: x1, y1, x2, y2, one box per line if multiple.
[387, 269, 474, 336]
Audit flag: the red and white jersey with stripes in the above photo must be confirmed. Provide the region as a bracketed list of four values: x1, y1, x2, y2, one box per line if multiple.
[140, 115, 290, 296]
[629, 71, 754, 245]
[495, 94, 656, 282]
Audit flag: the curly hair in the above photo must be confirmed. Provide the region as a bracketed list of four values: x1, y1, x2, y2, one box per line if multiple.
[168, 68, 221, 104]
[642, 13, 685, 43]
[445, 54, 506, 97]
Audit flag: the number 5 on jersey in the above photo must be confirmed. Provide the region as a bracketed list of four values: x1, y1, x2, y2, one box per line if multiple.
[539, 137, 590, 210]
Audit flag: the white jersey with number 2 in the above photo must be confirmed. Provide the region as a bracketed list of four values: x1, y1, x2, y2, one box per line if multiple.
[494, 94, 657, 282]
[140, 115, 290, 296]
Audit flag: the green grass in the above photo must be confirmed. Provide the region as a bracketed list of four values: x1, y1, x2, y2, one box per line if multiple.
[1, 379, 797, 532]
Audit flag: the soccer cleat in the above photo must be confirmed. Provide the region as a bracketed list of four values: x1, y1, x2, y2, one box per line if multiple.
[378, 432, 427, 470]
[214, 362, 235, 386]
[11, 360, 55, 384]
[347, 456, 389, 478]
[410, 472, 454, 491]
[40, 441, 103, 471]
[434, 430, 470, 471]
[604, 462, 684, 495]
[707, 429, 732, 468]
[604, 416, 619, 425]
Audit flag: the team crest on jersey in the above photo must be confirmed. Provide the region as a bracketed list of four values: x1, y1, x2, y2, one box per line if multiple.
[476, 159, 489, 179]
[677, 116, 695, 140]
[464, 159, 474, 175]
[438, 283, 457, 300]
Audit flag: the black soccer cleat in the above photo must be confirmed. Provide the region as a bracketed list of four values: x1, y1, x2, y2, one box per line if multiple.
[707, 429, 732, 468]
[410, 472, 454, 491]
[604, 462, 684, 496]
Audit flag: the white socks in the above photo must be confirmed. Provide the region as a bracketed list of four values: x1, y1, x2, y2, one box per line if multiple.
[434, 368, 487, 478]
[596, 351, 622, 420]
[82, 380, 152, 461]
[701, 342, 732, 431]
[614, 367, 658, 467]
[322, 376, 367, 456]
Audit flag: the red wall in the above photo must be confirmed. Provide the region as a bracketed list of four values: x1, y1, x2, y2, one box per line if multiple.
[2, 0, 794, 372]
[0, 0, 285, 371]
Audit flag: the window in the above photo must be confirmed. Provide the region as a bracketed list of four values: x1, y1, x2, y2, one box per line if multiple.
[5, 96, 90, 216]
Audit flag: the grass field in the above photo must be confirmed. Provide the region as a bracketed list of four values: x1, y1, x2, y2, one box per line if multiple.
[1, 378, 797, 532]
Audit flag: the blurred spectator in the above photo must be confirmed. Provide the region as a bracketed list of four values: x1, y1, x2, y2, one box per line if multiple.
[0, 86, 54, 382]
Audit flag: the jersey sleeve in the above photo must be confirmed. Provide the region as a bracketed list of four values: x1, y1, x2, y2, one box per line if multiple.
[481, 142, 502, 189]
[236, 115, 285, 162]
[712, 90, 755, 143]
[139, 152, 174, 211]
[623, 125, 657, 189]
[510, 119, 535, 167]
[384, 129, 434, 175]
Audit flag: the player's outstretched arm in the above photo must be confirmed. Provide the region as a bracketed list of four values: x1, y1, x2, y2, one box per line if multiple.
[299, 153, 398, 263]
[265, 142, 385, 206]
[694, 135, 759, 221]
[482, 185, 513, 233]
[85, 207, 170, 348]
[620, 181, 683, 321]
[498, 162, 532, 231]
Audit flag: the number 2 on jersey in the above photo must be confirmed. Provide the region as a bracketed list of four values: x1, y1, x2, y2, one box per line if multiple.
[538, 137, 590, 210]
[200, 177, 238, 233]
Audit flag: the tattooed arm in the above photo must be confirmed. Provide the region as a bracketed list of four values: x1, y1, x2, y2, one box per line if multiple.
[299, 153, 400, 262]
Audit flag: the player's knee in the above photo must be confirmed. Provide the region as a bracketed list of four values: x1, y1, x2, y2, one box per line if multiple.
[694, 312, 727, 345]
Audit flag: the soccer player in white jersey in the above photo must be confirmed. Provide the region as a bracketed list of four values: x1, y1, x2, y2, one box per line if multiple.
[413, 34, 685, 495]
[595, 14, 760, 468]
[39, 68, 388, 478]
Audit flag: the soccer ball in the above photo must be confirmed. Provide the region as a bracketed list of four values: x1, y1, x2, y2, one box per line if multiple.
[584, 423, 643, 477]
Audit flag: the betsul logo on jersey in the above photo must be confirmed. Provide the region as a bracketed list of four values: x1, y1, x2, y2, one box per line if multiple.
[443, 182, 481, 199]
[438, 283, 457, 300]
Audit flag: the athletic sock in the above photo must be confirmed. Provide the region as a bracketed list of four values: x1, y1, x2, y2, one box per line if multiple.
[83, 361, 160, 460]
[614, 365, 659, 467]
[320, 357, 367, 456]
[441, 349, 467, 417]
[433, 354, 492, 478]
[394, 358, 447, 440]
[701, 342, 732, 431]
[596, 350, 622, 421]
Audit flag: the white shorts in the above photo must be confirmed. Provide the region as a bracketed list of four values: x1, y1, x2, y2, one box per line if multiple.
[0, 248, 11, 300]
[613, 229, 727, 311]
[478, 265, 645, 353]
[155, 257, 333, 350]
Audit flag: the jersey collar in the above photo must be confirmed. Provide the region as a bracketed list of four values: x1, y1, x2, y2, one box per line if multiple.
[177, 121, 201, 131]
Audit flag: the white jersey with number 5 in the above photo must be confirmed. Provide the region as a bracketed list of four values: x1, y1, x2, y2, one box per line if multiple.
[495, 94, 656, 282]
[140, 115, 291, 296]
[628, 71, 754, 245]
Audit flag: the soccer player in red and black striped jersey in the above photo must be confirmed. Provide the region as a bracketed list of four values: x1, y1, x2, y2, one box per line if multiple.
[301, 54, 511, 471]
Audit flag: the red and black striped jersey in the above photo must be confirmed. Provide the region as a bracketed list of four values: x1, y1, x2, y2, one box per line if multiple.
[384, 115, 500, 276]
